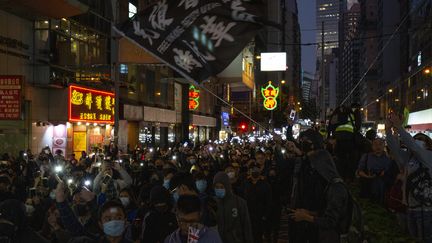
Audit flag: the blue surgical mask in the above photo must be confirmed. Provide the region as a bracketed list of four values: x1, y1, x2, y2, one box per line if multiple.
[195, 180, 207, 193]
[214, 188, 226, 199]
[173, 191, 180, 202]
[163, 179, 170, 190]
[103, 220, 125, 237]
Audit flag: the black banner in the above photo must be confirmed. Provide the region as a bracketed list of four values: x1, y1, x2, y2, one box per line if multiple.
[115, 0, 266, 83]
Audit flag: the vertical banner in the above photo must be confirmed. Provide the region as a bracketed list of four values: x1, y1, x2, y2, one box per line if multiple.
[0, 75, 22, 120]
[115, 0, 267, 83]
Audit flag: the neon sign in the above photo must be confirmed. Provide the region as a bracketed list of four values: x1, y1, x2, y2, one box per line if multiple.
[69, 85, 115, 124]
[189, 85, 200, 110]
[261, 81, 279, 111]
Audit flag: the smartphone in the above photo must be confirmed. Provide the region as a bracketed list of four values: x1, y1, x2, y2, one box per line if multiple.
[289, 109, 296, 120]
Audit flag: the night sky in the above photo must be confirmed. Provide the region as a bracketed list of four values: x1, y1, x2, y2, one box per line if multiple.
[298, 0, 317, 74]
[298, 0, 357, 75]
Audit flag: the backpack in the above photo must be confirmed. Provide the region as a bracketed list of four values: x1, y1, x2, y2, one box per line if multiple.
[328, 179, 365, 243]
[406, 164, 432, 207]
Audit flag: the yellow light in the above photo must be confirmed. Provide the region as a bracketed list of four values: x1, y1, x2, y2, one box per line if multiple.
[61, 18, 67, 21]
[360, 108, 364, 111]
[86, 122, 90, 126]
[44, 20, 49, 24]
[424, 68, 431, 74]
[395, 99, 399, 102]
[281, 80, 286, 84]
[156, 92, 161, 96]
[297, 102, 301, 105]
[388, 89, 393, 93]
[299, 107, 302, 111]
[77, 122, 82, 126]
[256, 55, 261, 59]
[376, 99, 379, 102]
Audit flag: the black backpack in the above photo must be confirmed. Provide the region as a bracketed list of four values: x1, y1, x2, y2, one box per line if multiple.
[406, 163, 432, 207]
[328, 179, 365, 243]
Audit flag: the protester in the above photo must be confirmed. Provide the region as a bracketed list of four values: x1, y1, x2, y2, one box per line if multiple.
[164, 195, 222, 243]
[386, 113, 432, 242]
[213, 171, 254, 243]
[357, 138, 393, 203]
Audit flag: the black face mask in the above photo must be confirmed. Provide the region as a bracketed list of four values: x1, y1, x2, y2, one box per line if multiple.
[301, 141, 314, 154]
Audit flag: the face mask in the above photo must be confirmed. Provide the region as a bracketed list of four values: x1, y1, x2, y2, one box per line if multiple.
[214, 188, 226, 199]
[173, 191, 180, 202]
[25, 204, 35, 215]
[301, 141, 314, 153]
[227, 172, 236, 179]
[415, 140, 426, 149]
[163, 179, 170, 190]
[119, 197, 130, 207]
[49, 191, 56, 200]
[103, 220, 125, 237]
[195, 180, 207, 193]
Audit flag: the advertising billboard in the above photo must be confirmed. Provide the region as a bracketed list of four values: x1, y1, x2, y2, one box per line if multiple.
[260, 52, 287, 71]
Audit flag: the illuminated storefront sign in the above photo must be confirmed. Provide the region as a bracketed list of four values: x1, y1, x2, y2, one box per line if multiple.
[261, 81, 279, 111]
[69, 85, 115, 124]
[189, 85, 200, 110]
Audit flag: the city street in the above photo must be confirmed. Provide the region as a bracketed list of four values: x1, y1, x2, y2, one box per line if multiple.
[0, 0, 431, 242]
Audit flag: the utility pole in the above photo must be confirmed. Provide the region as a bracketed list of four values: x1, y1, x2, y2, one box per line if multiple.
[321, 21, 326, 122]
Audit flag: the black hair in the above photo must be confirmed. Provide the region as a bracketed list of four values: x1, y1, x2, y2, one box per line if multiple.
[163, 168, 177, 177]
[98, 200, 126, 221]
[299, 129, 324, 150]
[255, 151, 265, 157]
[176, 195, 201, 214]
[169, 172, 196, 192]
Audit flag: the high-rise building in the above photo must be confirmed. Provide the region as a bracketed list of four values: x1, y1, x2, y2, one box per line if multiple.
[316, 0, 340, 58]
[338, 3, 361, 106]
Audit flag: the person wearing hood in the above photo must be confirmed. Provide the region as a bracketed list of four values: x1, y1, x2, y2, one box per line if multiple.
[213, 171, 253, 243]
[141, 186, 177, 243]
[164, 194, 222, 243]
[243, 161, 272, 243]
[288, 129, 350, 243]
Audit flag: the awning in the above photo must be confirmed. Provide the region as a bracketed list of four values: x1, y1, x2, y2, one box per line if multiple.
[0, 0, 88, 19]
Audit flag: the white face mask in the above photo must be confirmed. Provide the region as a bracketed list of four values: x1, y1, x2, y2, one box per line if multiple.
[49, 191, 56, 200]
[25, 204, 35, 215]
[119, 197, 130, 207]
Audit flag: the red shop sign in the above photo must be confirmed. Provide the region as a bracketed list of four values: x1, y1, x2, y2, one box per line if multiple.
[69, 85, 115, 124]
[0, 75, 22, 120]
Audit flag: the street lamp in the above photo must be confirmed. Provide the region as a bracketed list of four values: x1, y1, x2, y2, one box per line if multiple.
[281, 80, 286, 84]
[424, 68, 431, 75]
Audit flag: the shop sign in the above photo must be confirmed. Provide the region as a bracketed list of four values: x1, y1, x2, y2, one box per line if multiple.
[69, 85, 115, 124]
[0, 75, 22, 120]
[261, 81, 279, 111]
[189, 85, 200, 110]
[222, 112, 229, 126]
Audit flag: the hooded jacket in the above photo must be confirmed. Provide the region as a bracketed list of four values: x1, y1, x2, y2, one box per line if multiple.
[308, 150, 349, 243]
[213, 172, 253, 243]
[163, 226, 222, 243]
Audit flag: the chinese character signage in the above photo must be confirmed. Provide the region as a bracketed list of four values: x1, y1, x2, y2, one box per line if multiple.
[189, 85, 200, 110]
[261, 81, 279, 111]
[0, 75, 22, 120]
[115, 0, 267, 83]
[69, 85, 115, 124]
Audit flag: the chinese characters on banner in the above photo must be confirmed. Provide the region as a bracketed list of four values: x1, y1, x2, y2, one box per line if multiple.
[69, 85, 115, 124]
[189, 85, 200, 110]
[261, 81, 279, 111]
[0, 76, 22, 120]
[115, 0, 266, 83]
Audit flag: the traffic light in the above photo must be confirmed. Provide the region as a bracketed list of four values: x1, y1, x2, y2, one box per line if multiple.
[239, 122, 248, 131]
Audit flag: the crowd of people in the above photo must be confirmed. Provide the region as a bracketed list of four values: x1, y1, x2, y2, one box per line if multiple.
[0, 111, 431, 243]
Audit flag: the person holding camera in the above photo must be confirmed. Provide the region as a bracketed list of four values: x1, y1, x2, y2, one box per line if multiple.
[357, 138, 392, 203]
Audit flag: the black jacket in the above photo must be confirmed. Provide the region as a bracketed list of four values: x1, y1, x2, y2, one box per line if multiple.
[243, 178, 272, 221]
[141, 209, 177, 243]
